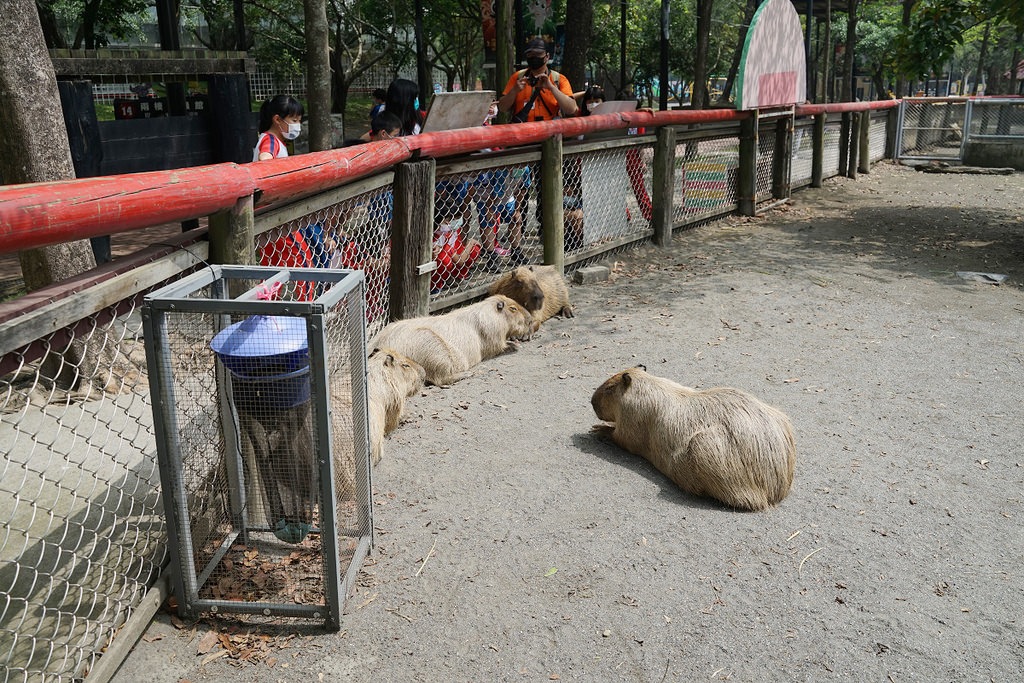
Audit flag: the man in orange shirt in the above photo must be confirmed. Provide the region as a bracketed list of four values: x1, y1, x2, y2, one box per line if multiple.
[498, 37, 578, 122]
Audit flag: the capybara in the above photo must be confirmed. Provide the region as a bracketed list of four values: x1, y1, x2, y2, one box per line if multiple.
[374, 295, 533, 386]
[488, 265, 573, 327]
[591, 366, 796, 511]
[367, 347, 426, 465]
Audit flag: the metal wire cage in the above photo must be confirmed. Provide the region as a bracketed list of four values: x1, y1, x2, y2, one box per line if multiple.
[141, 266, 371, 628]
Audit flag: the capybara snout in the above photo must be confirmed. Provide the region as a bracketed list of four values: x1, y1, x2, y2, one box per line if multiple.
[592, 367, 796, 511]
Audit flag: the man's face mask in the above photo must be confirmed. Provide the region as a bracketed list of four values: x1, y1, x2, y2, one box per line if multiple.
[526, 54, 546, 70]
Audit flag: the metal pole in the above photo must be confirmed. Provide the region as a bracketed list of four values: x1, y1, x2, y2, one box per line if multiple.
[621, 0, 628, 97]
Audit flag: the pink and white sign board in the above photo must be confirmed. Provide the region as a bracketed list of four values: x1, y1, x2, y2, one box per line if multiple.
[735, 0, 806, 110]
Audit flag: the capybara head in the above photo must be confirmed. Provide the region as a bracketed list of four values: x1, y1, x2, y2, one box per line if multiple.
[591, 365, 648, 422]
[487, 294, 534, 340]
[370, 347, 426, 396]
[495, 267, 546, 314]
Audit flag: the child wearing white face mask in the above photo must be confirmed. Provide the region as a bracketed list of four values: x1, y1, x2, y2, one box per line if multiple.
[254, 95, 304, 161]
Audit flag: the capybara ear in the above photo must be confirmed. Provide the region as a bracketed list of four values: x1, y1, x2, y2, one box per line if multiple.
[369, 347, 380, 358]
[637, 364, 647, 371]
[622, 372, 632, 388]
[496, 299, 506, 311]
[384, 353, 396, 366]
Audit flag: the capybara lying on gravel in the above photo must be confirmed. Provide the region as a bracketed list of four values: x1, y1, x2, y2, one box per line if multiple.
[367, 348, 425, 465]
[591, 366, 796, 511]
[375, 295, 533, 386]
[488, 265, 573, 326]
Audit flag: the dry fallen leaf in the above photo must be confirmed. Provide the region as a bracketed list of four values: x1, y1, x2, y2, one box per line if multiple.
[195, 631, 220, 655]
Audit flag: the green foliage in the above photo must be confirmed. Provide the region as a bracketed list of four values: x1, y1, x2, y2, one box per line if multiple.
[40, 0, 149, 48]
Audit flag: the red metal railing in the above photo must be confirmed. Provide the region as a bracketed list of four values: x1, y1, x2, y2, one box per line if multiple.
[0, 103, 897, 256]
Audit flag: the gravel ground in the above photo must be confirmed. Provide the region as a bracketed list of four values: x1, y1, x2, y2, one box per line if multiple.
[113, 162, 1024, 682]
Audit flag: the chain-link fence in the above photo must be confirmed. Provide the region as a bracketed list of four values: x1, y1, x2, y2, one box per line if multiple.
[564, 141, 654, 268]
[897, 98, 967, 160]
[0, 255, 202, 681]
[791, 119, 815, 187]
[255, 178, 395, 339]
[672, 135, 740, 225]
[966, 98, 1024, 138]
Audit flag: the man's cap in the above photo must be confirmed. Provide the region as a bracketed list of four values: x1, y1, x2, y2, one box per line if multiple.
[525, 37, 547, 54]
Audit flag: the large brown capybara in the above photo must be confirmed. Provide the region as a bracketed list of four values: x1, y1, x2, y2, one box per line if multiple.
[367, 348, 426, 465]
[374, 295, 533, 386]
[488, 265, 573, 327]
[591, 366, 796, 511]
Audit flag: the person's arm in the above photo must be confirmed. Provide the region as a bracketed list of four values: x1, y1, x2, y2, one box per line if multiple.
[536, 74, 578, 116]
[498, 72, 526, 113]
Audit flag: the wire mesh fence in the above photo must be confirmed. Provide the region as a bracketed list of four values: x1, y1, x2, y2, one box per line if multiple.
[967, 99, 1024, 138]
[564, 143, 654, 268]
[672, 135, 740, 225]
[792, 121, 815, 186]
[1, 290, 172, 682]
[898, 98, 967, 160]
[143, 267, 370, 627]
[823, 121, 843, 179]
[869, 114, 887, 162]
[255, 184, 395, 339]
[430, 162, 542, 303]
[756, 124, 778, 203]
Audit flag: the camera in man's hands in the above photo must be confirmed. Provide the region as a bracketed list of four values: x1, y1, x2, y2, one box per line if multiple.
[526, 75, 539, 87]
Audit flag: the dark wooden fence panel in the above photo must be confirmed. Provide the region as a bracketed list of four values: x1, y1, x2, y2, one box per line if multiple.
[98, 116, 216, 175]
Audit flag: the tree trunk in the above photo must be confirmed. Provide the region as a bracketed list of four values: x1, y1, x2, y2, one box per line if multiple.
[562, 0, 592, 89]
[1, 0, 99, 389]
[719, 0, 758, 104]
[692, 0, 715, 109]
[840, 0, 858, 101]
[971, 23, 989, 95]
[1010, 33, 1021, 97]
[894, 0, 913, 97]
[304, 0, 331, 151]
[822, 0, 831, 102]
[36, 1, 68, 48]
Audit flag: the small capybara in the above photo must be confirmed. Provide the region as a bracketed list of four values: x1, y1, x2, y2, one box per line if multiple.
[489, 265, 573, 327]
[374, 295, 533, 386]
[591, 366, 796, 511]
[367, 347, 426, 465]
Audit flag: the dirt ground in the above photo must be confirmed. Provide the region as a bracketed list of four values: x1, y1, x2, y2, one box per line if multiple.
[113, 162, 1024, 682]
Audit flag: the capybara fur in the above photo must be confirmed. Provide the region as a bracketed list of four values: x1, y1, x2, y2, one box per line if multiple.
[367, 348, 426, 465]
[375, 295, 533, 386]
[489, 265, 573, 327]
[591, 366, 796, 511]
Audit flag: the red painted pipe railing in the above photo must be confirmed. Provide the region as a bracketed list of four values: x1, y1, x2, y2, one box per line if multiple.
[795, 100, 900, 116]
[0, 103, 877, 256]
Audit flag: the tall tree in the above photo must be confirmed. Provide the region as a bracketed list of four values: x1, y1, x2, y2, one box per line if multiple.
[2, 0, 98, 388]
[305, 0, 332, 150]
[840, 0, 859, 101]
[692, 0, 714, 108]
[562, 0, 593, 88]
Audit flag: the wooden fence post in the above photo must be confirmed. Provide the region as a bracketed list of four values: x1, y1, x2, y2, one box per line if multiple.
[651, 126, 676, 246]
[884, 105, 899, 160]
[738, 112, 757, 216]
[390, 158, 435, 321]
[208, 193, 255, 297]
[858, 109, 872, 174]
[811, 113, 825, 188]
[838, 111, 851, 175]
[772, 114, 793, 200]
[846, 112, 860, 179]
[541, 134, 565, 273]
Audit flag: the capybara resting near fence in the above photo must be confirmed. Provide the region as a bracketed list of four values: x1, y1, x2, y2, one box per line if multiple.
[591, 367, 796, 511]
[367, 348, 426, 465]
[488, 265, 573, 327]
[375, 295, 533, 386]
